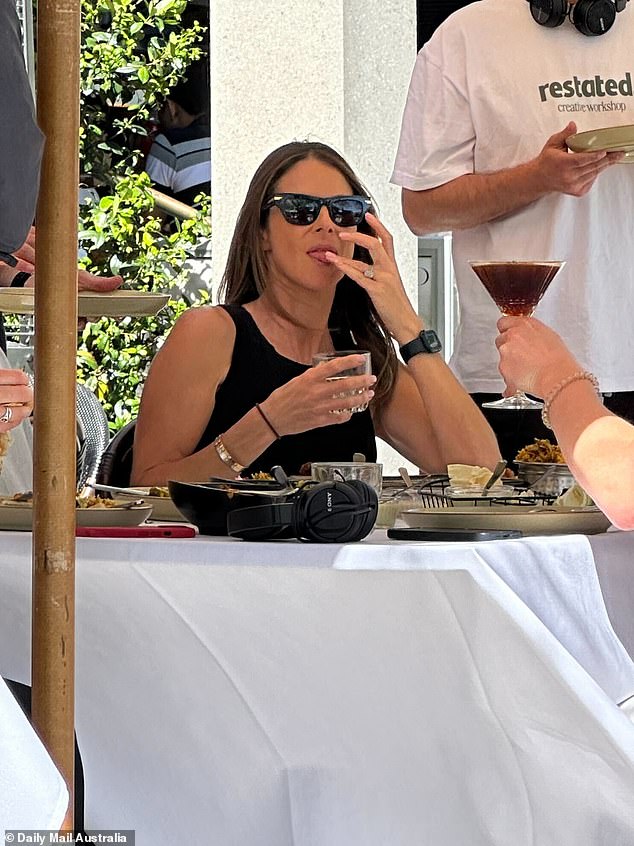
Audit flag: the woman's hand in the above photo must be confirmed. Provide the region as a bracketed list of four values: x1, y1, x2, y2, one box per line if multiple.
[0, 369, 33, 432]
[323, 213, 423, 344]
[495, 316, 581, 398]
[261, 354, 376, 435]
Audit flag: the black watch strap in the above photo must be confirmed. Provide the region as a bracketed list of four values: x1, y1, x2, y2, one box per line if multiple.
[10, 271, 32, 288]
[399, 329, 442, 363]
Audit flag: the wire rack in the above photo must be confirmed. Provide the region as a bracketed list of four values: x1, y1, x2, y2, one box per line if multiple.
[415, 476, 557, 509]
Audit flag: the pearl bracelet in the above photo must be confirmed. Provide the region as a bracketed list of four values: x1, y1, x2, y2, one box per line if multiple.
[212, 434, 245, 474]
[541, 370, 600, 430]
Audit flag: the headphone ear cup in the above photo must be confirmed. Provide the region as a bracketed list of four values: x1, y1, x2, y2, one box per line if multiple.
[342, 479, 379, 539]
[529, 0, 569, 27]
[571, 0, 617, 34]
[295, 481, 377, 543]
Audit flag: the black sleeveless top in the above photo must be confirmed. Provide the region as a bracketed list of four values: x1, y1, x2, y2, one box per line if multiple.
[196, 304, 377, 475]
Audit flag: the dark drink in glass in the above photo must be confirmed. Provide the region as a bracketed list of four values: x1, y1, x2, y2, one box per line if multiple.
[469, 260, 565, 410]
[471, 261, 561, 317]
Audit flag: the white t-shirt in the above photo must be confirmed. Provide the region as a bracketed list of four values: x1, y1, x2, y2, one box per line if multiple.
[392, 0, 634, 393]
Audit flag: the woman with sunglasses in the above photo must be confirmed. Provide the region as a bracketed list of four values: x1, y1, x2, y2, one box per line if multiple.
[132, 141, 500, 484]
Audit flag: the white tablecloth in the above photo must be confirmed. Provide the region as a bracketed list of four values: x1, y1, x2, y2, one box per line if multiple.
[590, 530, 634, 663]
[0, 677, 69, 829]
[1, 530, 634, 844]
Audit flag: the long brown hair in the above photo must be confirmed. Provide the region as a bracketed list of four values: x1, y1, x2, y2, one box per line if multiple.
[219, 141, 398, 407]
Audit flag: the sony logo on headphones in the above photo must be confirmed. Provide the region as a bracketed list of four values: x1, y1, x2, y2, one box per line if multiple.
[539, 72, 632, 102]
[326, 491, 333, 512]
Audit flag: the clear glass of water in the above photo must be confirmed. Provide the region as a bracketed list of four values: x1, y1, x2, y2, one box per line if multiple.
[311, 461, 383, 496]
[312, 350, 372, 413]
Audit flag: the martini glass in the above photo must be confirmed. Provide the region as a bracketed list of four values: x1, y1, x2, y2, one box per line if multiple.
[469, 260, 565, 410]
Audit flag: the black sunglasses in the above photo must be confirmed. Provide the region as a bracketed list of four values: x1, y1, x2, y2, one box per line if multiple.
[263, 192, 371, 227]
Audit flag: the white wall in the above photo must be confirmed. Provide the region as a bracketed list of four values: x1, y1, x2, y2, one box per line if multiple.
[211, 0, 418, 473]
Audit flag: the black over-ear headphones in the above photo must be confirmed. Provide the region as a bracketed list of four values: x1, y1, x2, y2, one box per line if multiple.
[527, 0, 628, 36]
[227, 479, 378, 543]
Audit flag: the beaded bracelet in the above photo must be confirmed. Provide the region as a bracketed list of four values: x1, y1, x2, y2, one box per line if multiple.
[212, 434, 245, 474]
[255, 402, 281, 440]
[541, 370, 600, 429]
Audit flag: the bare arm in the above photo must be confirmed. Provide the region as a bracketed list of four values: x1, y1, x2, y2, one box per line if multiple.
[15, 228, 123, 292]
[496, 316, 634, 529]
[402, 123, 623, 236]
[132, 307, 278, 485]
[0, 264, 18, 287]
[132, 307, 377, 485]
[374, 358, 500, 474]
[325, 214, 501, 473]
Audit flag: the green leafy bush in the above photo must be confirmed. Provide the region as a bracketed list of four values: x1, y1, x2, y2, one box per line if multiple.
[80, 0, 205, 183]
[76, 0, 211, 431]
[78, 173, 211, 430]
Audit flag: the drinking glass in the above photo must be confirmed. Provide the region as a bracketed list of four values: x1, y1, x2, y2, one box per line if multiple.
[311, 461, 383, 495]
[312, 350, 372, 413]
[469, 260, 565, 410]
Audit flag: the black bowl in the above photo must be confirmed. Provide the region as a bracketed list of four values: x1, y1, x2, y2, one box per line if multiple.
[168, 480, 278, 536]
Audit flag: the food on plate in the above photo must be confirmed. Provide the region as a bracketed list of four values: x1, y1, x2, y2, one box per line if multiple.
[0, 491, 136, 509]
[76, 495, 131, 509]
[148, 486, 170, 498]
[447, 463, 504, 489]
[553, 483, 595, 508]
[246, 471, 274, 481]
[8, 489, 31, 502]
[515, 438, 565, 464]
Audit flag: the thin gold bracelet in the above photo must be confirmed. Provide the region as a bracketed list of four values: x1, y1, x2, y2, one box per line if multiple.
[541, 370, 600, 430]
[212, 434, 245, 474]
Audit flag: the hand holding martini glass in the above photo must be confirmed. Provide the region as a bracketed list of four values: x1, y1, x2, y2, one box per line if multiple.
[469, 260, 565, 410]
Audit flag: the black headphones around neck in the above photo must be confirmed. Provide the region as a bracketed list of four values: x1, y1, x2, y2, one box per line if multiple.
[227, 479, 378, 543]
[527, 0, 628, 36]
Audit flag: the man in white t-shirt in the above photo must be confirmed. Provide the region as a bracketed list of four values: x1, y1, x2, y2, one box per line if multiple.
[392, 0, 634, 461]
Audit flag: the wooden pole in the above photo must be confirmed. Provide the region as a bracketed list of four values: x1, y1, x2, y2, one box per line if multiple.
[149, 187, 197, 220]
[32, 0, 81, 829]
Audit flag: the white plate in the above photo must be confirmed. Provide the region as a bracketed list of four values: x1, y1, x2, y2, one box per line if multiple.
[0, 289, 170, 318]
[114, 489, 188, 523]
[566, 124, 634, 161]
[0, 501, 153, 532]
[398, 505, 611, 537]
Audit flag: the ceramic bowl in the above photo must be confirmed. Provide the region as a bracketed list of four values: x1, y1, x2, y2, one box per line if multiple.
[168, 480, 277, 536]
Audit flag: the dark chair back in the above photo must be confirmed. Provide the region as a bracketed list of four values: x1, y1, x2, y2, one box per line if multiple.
[96, 419, 136, 487]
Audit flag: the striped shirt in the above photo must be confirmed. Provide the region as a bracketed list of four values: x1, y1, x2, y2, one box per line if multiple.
[145, 118, 211, 207]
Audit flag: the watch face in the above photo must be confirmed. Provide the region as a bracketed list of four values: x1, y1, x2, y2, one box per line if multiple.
[422, 330, 442, 353]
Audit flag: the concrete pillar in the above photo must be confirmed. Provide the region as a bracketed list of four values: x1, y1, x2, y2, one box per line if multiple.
[211, 0, 418, 473]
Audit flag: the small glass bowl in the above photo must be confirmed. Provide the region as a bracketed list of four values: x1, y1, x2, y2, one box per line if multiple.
[376, 489, 421, 528]
[444, 485, 525, 507]
[311, 462, 383, 496]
